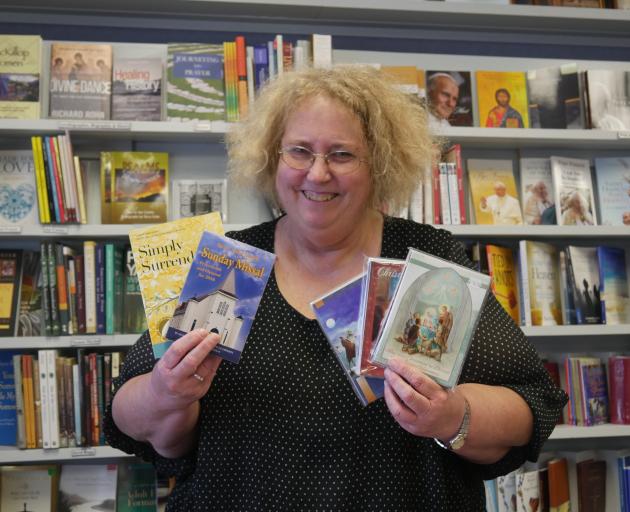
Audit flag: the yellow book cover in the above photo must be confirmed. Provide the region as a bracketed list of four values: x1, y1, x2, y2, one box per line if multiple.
[30, 136, 49, 223]
[101, 151, 168, 224]
[467, 158, 523, 225]
[0, 35, 41, 119]
[476, 70, 529, 128]
[485, 244, 520, 325]
[382, 66, 422, 97]
[129, 212, 224, 358]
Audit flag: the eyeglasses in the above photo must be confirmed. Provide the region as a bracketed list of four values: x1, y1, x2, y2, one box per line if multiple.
[278, 145, 367, 174]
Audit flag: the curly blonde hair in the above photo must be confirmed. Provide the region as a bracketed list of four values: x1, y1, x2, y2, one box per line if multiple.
[227, 65, 435, 213]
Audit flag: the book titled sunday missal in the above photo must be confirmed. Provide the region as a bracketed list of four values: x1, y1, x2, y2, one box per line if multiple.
[130, 212, 224, 359]
[166, 231, 275, 364]
[371, 248, 491, 389]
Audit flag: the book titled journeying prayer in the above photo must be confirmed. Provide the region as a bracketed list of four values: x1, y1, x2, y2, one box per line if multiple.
[311, 274, 384, 406]
[166, 231, 275, 364]
[129, 212, 224, 358]
[371, 248, 491, 389]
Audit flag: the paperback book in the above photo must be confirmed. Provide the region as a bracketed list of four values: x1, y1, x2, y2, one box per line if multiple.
[0, 350, 17, 446]
[371, 248, 491, 389]
[101, 151, 168, 224]
[0, 149, 38, 227]
[594, 156, 630, 226]
[597, 246, 630, 325]
[519, 241, 562, 326]
[112, 57, 163, 121]
[171, 178, 228, 221]
[49, 43, 112, 121]
[586, 69, 630, 130]
[550, 155, 597, 226]
[58, 464, 117, 512]
[485, 244, 519, 325]
[566, 245, 602, 324]
[0, 249, 23, 337]
[0, 465, 59, 511]
[129, 212, 224, 358]
[0, 34, 41, 119]
[311, 274, 383, 406]
[476, 70, 529, 128]
[116, 462, 157, 512]
[425, 70, 474, 127]
[166, 230, 275, 364]
[520, 157, 556, 225]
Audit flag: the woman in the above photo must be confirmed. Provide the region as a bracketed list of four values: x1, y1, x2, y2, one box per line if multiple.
[105, 66, 566, 510]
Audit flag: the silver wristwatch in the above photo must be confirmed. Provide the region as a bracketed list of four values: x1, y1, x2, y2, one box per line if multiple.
[434, 397, 471, 451]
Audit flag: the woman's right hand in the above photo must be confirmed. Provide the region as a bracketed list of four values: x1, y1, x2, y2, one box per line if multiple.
[149, 328, 223, 412]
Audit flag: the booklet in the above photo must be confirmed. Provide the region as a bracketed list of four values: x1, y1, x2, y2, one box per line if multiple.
[311, 274, 384, 406]
[370, 248, 491, 389]
[165, 230, 275, 364]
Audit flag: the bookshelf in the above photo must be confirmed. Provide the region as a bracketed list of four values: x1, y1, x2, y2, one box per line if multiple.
[0, 445, 133, 464]
[1, 1, 629, 508]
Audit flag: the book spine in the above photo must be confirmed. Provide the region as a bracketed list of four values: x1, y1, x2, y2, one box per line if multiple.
[30, 136, 48, 223]
[32, 358, 42, 448]
[53, 135, 73, 222]
[40, 241, 52, 335]
[114, 246, 124, 334]
[246, 46, 255, 104]
[447, 163, 461, 226]
[235, 35, 249, 116]
[83, 352, 92, 445]
[75, 254, 86, 333]
[67, 256, 78, 335]
[72, 363, 82, 446]
[453, 146, 466, 224]
[438, 163, 451, 225]
[518, 241, 532, 327]
[73, 155, 87, 224]
[97, 353, 105, 445]
[59, 134, 79, 223]
[48, 136, 66, 223]
[84, 241, 97, 334]
[46, 349, 60, 449]
[274, 34, 283, 75]
[89, 353, 99, 445]
[21, 355, 36, 448]
[46, 242, 61, 336]
[76, 347, 86, 446]
[267, 40, 276, 80]
[596, 246, 607, 325]
[54, 243, 70, 335]
[105, 243, 114, 334]
[431, 160, 441, 225]
[96, 243, 106, 334]
[37, 350, 51, 449]
[56, 355, 67, 447]
[408, 181, 424, 223]
[42, 136, 61, 223]
[65, 358, 76, 447]
[12, 355, 26, 449]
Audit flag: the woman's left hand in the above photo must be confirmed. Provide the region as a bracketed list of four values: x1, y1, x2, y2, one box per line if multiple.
[384, 357, 466, 440]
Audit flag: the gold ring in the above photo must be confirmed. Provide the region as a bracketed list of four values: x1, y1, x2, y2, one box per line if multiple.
[192, 373, 204, 382]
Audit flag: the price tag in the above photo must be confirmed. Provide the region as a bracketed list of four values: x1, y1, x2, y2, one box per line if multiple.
[194, 122, 212, 132]
[43, 226, 70, 234]
[58, 120, 131, 131]
[71, 448, 97, 458]
[617, 131, 630, 139]
[0, 226, 21, 233]
[71, 338, 101, 347]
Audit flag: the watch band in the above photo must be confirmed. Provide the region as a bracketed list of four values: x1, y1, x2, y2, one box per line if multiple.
[434, 397, 471, 451]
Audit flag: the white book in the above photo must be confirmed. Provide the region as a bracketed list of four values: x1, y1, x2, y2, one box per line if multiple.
[37, 350, 51, 449]
[408, 181, 423, 223]
[519, 157, 555, 225]
[274, 34, 283, 75]
[11, 355, 26, 449]
[46, 349, 60, 449]
[447, 163, 461, 225]
[84, 240, 97, 334]
[515, 470, 540, 512]
[550, 155, 597, 226]
[438, 163, 452, 225]
[312, 34, 332, 69]
[518, 240, 532, 327]
[267, 40, 276, 79]
[246, 46, 255, 104]
[423, 166, 433, 224]
[72, 363, 82, 447]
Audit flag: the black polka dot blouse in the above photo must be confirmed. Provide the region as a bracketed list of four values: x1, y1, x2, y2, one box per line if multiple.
[104, 216, 568, 511]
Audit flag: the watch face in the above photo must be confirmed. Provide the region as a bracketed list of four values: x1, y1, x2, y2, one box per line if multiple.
[450, 434, 466, 450]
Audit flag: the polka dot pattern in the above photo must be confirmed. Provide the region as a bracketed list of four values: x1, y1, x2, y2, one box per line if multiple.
[104, 216, 567, 511]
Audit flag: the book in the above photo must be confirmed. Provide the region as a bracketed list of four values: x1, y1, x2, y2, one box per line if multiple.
[166, 43, 225, 122]
[442, 144, 466, 224]
[519, 157, 556, 225]
[526, 64, 584, 129]
[586, 69, 630, 130]
[112, 57, 163, 121]
[17, 251, 42, 336]
[0, 350, 17, 446]
[117, 462, 158, 511]
[515, 469, 541, 512]
[0, 149, 38, 227]
[547, 457, 570, 511]
[497, 468, 521, 512]
[608, 355, 630, 424]
[371, 248, 491, 388]
[171, 178, 228, 222]
[566, 245, 602, 324]
[311, 274, 382, 406]
[425, 70, 473, 126]
[467, 158, 523, 225]
[129, 212, 224, 358]
[597, 246, 630, 325]
[476, 70, 529, 128]
[519, 241, 562, 326]
[0, 465, 59, 511]
[49, 42, 112, 120]
[580, 359, 608, 426]
[0, 34, 41, 119]
[576, 459, 606, 512]
[485, 244, 520, 325]
[550, 155, 597, 226]
[100, 151, 168, 224]
[594, 156, 630, 226]
[166, 230, 275, 364]
[123, 246, 147, 334]
[0, 249, 23, 336]
[58, 464, 118, 512]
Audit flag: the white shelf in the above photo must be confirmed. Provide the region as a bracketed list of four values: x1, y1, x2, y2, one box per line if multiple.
[549, 424, 630, 440]
[0, 223, 252, 238]
[522, 325, 630, 338]
[0, 334, 139, 350]
[0, 445, 134, 464]
[445, 225, 629, 239]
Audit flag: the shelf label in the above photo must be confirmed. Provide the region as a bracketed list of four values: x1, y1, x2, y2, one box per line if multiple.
[0, 226, 21, 233]
[71, 338, 101, 346]
[43, 226, 70, 234]
[71, 447, 97, 458]
[58, 120, 132, 131]
[194, 122, 212, 132]
[618, 131, 630, 139]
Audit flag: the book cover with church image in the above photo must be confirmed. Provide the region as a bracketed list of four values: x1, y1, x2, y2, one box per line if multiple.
[371, 248, 491, 389]
[166, 230, 275, 364]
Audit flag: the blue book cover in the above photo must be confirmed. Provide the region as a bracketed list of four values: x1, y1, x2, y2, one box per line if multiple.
[311, 274, 385, 406]
[580, 359, 609, 426]
[0, 350, 17, 446]
[166, 231, 275, 364]
[253, 44, 269, 90]
[597, 246, 630, 325]
[594, 157, 630, 226]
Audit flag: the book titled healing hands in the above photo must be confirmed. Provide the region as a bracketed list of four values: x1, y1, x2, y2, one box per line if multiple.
[166, 231, 275, 364]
